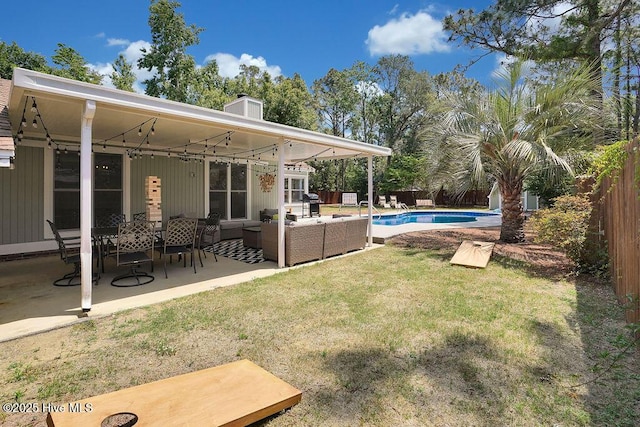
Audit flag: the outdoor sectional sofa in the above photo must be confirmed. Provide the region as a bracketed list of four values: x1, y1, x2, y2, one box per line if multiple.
[197, 219, 263, 246]
[260, 217, 368, 266]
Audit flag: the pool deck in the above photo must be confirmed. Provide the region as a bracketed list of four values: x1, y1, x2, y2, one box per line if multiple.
[370, 210, 502, 242]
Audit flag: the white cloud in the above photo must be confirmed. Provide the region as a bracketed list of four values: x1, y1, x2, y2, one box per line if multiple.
[90, 39, 153, 93]
[491, 54, 535, 80]
[204, 52, 282, 78]
[525, 1, 575, 43]
[107, 38, 130, 47]
[366, 10, 450, 56]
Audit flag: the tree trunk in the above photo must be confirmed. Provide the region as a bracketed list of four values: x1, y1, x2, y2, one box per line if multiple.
[499, 181, 525, 243]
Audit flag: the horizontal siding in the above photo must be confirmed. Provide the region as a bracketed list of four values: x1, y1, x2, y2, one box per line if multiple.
[0, 146, 44, 244]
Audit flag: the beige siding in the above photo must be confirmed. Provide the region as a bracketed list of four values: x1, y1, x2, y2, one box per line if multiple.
[0, 146, 44, 244]
[130, 155, 204, 223]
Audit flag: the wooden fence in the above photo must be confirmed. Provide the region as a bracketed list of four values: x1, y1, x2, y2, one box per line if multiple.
[595, 139, 640, 324]
[314, 189, 490, 207]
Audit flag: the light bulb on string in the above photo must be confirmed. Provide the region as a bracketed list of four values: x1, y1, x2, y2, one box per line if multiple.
[30, 100, 37, 113]
[32, 118, 38, 128]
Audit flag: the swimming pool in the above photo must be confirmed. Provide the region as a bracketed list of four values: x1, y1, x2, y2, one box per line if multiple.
[372, 211, 500, 226]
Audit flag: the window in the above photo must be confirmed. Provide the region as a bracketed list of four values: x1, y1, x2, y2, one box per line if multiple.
[209, 162, 247, 219]
[230, 163, 247, 219]
[284, 176, 305, 204]
[94, 153, 123, 224]
[209, 163, 227, 217]
[53, 152, 122, 230]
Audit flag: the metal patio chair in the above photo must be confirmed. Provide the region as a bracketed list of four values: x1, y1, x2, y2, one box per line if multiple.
[47, 220, 100, 286]
[111, 220, 156, 287]
[162, 217, 198, 279]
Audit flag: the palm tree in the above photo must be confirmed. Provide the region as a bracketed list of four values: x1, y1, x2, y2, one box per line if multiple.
[438, 60, 599, 243]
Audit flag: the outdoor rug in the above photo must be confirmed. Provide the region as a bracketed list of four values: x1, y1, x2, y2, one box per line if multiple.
[203, 239, 266, 264]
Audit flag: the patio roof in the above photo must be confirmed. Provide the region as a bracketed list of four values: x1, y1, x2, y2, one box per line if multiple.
[4, 68, 391, 312]
[7, 68, 391, 163]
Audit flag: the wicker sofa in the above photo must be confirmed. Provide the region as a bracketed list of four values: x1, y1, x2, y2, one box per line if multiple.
[261, 217, 368, 266]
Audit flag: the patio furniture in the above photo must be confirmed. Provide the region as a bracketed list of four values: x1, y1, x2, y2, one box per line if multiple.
[378, 195, 390, 208]
[47, 220, 100, 287]
[92, 226, 118, 273]
[416, 199, 435, 209]
[260, 208, 278, 222]
[196, 212, 220, 263]
[162, 217, 198, 279]
[242, 226, 262, 249]
[219, 220, 263, 240]
[47, 359, 302, 427]
[111, 220, 156, 287]
[339, 192, 359, 210]
[95, 213, 126, 260]
[389, 195, 398, 208]
[132, 211, 147, 221]
[322, 220, 347, 258]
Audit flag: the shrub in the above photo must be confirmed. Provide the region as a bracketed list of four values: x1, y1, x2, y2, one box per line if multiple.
[529, 194, 592, 265]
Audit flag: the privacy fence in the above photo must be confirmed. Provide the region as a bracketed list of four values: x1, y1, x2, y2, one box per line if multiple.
[595, 138, 640, 324]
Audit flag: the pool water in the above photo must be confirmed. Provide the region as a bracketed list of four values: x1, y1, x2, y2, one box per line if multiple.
[372, 211, 499, 226]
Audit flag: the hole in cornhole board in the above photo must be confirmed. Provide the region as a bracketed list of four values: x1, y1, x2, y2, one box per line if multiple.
[101, 412, 138, 427]
[450, 240, 495, 268]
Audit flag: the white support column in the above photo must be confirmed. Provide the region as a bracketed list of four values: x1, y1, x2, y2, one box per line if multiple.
[80, 100, 96, 311]
[277, 139, 286, 268]
[367, 155, 373, 247]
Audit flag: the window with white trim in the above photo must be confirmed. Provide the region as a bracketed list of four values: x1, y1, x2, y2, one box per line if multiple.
[53, 152, 122, 230]
[209, 162, 247, 219]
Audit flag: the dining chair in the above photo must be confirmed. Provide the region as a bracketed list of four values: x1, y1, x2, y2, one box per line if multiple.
[162, 217, 198, 279]
[47, 220, 100, 286]
[111, 220, 156, 287]
[196, 212, 220, 264]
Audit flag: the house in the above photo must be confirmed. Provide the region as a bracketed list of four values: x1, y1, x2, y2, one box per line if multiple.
[0, 68, 391, 311]
[488, 182, 539, 211]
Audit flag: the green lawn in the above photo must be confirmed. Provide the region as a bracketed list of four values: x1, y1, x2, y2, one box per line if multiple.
[1, 241, 638, 426]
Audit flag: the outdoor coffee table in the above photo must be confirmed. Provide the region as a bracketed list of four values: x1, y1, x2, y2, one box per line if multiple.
[242, 226, 262, 249]
[46, 359, 301, 426]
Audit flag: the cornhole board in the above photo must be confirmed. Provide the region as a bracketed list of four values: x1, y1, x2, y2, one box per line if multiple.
[450, 240, 495, 268]
[46, 359, 302, 427]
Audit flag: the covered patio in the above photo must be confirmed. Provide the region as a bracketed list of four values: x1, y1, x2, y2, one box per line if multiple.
[0, 243, 382, 342]
[1, 68, 391, 315]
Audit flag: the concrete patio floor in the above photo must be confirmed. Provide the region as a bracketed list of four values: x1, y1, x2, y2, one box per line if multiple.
[0, 211, 501, 342]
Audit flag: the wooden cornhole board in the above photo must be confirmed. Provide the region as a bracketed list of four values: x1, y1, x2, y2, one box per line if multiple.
[46, 359, 302, 427]
[450, 240, 495, 268]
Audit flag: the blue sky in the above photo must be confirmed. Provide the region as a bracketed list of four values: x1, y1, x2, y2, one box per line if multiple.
[1, 1, 498, 91]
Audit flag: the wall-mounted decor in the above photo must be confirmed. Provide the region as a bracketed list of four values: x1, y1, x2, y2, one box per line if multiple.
[259, 173, 275, 192]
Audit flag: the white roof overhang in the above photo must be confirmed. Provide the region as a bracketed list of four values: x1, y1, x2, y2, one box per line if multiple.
[8, 68, 391, 163]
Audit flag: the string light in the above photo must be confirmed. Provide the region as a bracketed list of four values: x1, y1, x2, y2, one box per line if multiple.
[30, 99, 37, 113]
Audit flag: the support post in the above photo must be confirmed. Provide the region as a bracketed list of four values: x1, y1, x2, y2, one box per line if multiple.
[277, 139, 285, 268]
[80, 100, 96, 311]
[367, 155, 373, 247]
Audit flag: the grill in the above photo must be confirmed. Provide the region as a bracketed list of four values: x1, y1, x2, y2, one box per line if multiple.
[302, 193, 323, 218]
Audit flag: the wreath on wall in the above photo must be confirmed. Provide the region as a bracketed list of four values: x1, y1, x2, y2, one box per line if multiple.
[259, 173, 275, 192]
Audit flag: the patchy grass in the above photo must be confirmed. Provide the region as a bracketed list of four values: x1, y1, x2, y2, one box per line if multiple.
[0, 229, 638, 426]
